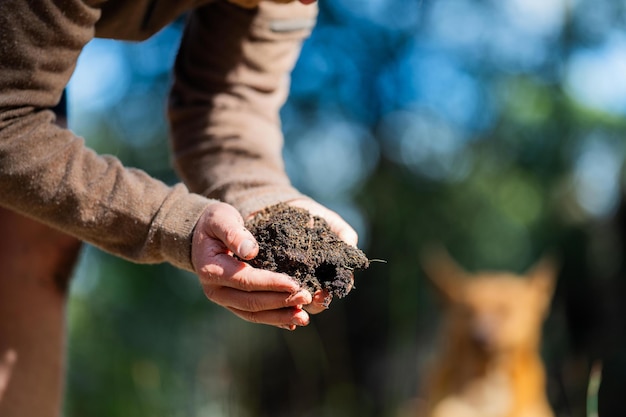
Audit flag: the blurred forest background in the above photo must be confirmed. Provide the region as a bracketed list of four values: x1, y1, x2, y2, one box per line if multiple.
[63, 0, 626, 416]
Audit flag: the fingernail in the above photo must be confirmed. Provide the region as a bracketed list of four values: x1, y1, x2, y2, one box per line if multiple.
[291, 310, 309, 326]
[238, 239, 257, 259]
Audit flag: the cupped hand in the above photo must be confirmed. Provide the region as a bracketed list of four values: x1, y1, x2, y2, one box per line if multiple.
[287, 198, 359, 314]
[192, 202, 312, 330]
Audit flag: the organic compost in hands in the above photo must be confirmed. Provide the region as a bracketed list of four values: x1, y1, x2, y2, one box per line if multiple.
[244, 203, 370, 299]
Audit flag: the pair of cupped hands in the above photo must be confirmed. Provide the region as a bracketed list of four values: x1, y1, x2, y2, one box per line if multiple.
[191, 199, 358, 331]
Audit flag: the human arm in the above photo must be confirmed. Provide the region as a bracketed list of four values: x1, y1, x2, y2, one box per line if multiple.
[169, 0, 358, 310]
[169, 0, 317, 218]
[0, 0, 313, 330]
[0, 0, 214, 271]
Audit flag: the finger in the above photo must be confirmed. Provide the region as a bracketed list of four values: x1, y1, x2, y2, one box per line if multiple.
[227, 306, 310, 328]
[303, 289, 332, 314]
[202, 203, 259, 260]
[204, 287, 312, 312]
[197, 253, 302, 293]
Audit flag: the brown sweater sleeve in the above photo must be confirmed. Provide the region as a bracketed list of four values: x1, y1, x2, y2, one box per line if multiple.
[0, 0, 212, 272]
[169, 0, 318, 219]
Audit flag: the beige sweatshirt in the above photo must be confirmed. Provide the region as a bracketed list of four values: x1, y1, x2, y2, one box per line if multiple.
[0, 0, 317, 272]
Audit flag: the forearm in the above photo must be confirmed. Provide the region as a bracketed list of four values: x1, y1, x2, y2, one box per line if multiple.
[169, 0, 317, 218]
[0, 107, 211, 272]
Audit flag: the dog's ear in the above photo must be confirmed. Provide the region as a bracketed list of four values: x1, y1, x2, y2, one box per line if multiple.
[526, 253, 559, 313]
[420, 245, 467, 303]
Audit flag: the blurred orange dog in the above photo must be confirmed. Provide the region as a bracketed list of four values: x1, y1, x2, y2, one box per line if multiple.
[418, 248, 557, 417]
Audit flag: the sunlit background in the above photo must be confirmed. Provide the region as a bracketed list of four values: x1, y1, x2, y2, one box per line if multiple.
[64, 0, 626, 416]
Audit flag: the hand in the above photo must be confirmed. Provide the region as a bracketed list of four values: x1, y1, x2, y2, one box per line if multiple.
[287, 198, 359, 314]
[192, 202, 312, 330]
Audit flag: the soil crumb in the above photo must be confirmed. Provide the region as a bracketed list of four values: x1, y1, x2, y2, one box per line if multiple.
[244, 203, 370, 299]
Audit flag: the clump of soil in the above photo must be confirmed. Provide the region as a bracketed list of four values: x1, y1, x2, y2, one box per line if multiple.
[244, 203, 370, 300]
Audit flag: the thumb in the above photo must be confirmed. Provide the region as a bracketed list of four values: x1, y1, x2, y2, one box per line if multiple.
[199, 202, 259, 260]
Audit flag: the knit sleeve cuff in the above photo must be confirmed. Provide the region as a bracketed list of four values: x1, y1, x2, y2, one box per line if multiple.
[152, 185, 214, 272]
